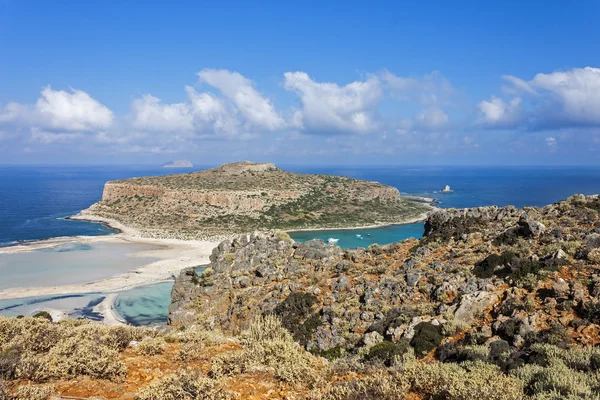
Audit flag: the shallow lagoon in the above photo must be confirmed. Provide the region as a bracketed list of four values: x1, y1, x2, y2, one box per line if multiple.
[289, 222, 425, 249]
[0, 241, 159, 290]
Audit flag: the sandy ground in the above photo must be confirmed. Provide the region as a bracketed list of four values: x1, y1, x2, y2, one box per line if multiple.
[93, 293, 127, 326]
[0, 213, 219, 301]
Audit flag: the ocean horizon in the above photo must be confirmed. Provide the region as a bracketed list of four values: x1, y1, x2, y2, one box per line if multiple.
[1, 164, 600, 325]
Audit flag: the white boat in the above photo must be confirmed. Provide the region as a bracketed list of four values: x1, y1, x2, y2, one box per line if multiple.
[356, 234, 362, 238]
[327, 238, 339, 243]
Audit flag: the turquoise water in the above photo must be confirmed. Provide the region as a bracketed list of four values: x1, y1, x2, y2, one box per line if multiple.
[114, 282, 174, 326]
[2, 165, 600, 325]
[289, 222, 425, 249]
[0, 241, 159, 290]
[0, 293, 105, 320]
[113, 266, 206, 326]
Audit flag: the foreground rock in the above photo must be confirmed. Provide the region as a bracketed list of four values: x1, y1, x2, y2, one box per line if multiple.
[170, 195, 600, 357]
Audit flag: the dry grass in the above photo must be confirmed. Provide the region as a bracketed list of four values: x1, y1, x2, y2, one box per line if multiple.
[210, 315, 322, 386]
[136, 371, 235, 400]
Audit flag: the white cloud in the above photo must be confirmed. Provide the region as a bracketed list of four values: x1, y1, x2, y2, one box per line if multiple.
[197, 69, 284, 131]
[477, 96, 524, 128]
[546, 136, 557, 151]
[35, 86, 114, 131]
[30, 128, 83, 144]
[380, 70, 456, 107]
[414, 107, 449, 130]
[283, 71, 382, 134]
[0, 86, 114, 145]
[486, 67, 600, 129]
[0, 86, 114, 132]
[130, 86, 241, 138]
[129, 70, 282, 146]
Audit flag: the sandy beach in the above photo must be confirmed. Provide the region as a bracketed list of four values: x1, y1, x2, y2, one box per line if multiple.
[0, 212, 220, 300]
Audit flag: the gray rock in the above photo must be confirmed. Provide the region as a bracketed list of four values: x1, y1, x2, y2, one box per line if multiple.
[363, 331, 384, 348]
[518, 215, 546, 238]
[406, 271, 421, 287]
[454, 291, 500, 325]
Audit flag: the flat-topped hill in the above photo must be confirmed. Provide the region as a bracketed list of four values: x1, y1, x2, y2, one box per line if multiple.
[85, 162, 433, 239]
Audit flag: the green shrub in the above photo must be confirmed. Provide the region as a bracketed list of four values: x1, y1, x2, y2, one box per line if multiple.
[410, 322, 443, 358]
[32, 311, 52, 323]
[513, 344, 600, 398]
[272, 292, 322, 345]
[363, 340, 409, 366]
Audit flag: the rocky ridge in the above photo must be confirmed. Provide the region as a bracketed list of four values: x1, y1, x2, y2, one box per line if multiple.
[170, 194, 600, 358]
[85, 161, 433, 240]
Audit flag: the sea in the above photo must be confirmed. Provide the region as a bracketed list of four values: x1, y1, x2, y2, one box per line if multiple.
[1, 165, 600, 325]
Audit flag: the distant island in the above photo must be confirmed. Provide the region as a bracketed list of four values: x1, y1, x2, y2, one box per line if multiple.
[161, 160, 193, 168]
[82, 161, 435, 239]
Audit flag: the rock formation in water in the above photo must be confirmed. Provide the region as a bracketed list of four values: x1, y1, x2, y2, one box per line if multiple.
[84, 161, 433, 239]
[161, 160, 193, 168]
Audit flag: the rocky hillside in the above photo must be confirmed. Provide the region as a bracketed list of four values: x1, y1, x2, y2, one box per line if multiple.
[167, 194, 600, 398]
[85, 161, 433, 239]
[3, 195, 600, 399]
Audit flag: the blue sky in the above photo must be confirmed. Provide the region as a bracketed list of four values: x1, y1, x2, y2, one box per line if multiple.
[1, 0, 599, 165]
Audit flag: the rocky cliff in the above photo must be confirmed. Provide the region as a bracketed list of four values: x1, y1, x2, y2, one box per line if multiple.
[170, 194, 600, 358]
[86, 161, 433, 239]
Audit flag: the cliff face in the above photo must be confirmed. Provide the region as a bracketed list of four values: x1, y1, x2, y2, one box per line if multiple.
[169, 195, 600, 357]
[86, 161, 432, 239]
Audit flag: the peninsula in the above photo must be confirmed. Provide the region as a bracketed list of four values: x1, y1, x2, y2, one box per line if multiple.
[81, 161, 434, 240]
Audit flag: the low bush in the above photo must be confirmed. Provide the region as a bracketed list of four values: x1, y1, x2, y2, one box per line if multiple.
[272, 292, 322, 345]
[0, 316, 151, 382]
[404, 359, 524, 400]
[310, 371, 409, 400]
[0, 380, 7, 400]
[512, 344, 600, 398]
[13, 384, 54, 400]
[363, 340, 409, 366]
[136, 371, 234, 400]
[210, 315, 321, 385]
[137, 338, 165, 356]
[32, 311, 52, 323]
[410, 322, 443, 358]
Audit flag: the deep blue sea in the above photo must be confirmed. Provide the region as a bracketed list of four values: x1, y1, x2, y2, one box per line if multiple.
[2, 165, 600, 245]
[1, 165, 600, 325]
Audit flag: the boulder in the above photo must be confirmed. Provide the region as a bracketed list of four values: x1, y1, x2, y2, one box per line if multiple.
[454, 291, 500, 325]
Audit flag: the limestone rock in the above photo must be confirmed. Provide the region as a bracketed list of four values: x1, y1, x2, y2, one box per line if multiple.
[454, 291, 500, 325]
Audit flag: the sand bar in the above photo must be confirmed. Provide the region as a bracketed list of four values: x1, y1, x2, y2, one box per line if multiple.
[0, 213, 219, 300]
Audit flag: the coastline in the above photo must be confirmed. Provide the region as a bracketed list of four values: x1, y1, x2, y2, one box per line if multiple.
[285, 199, 439, 233]
[284, 212, 432, 233]
[0, 212, 220, 300]
[0, 202, 437, 303]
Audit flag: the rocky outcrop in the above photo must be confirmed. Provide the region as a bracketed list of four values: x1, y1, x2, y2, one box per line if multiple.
[85, 161, 433, 239]
[162, 160, 193, 168]
[170, 194, 600, 358]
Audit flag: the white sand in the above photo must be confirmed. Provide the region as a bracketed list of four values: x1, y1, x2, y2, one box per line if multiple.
[0, 213, 219, 300]
[93, 293, 126, 326]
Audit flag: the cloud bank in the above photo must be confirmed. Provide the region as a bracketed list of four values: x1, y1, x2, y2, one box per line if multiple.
[1, 66, 599, 158]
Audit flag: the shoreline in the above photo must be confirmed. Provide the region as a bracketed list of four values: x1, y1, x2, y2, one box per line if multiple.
[0, 212, 220, 301]
[0, 202, 437, 302]
[284, 212, 432, 233]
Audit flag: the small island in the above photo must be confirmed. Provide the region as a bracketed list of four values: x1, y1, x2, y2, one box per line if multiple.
[161, 160, 193, 168]
[83, 161, 435, 239]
